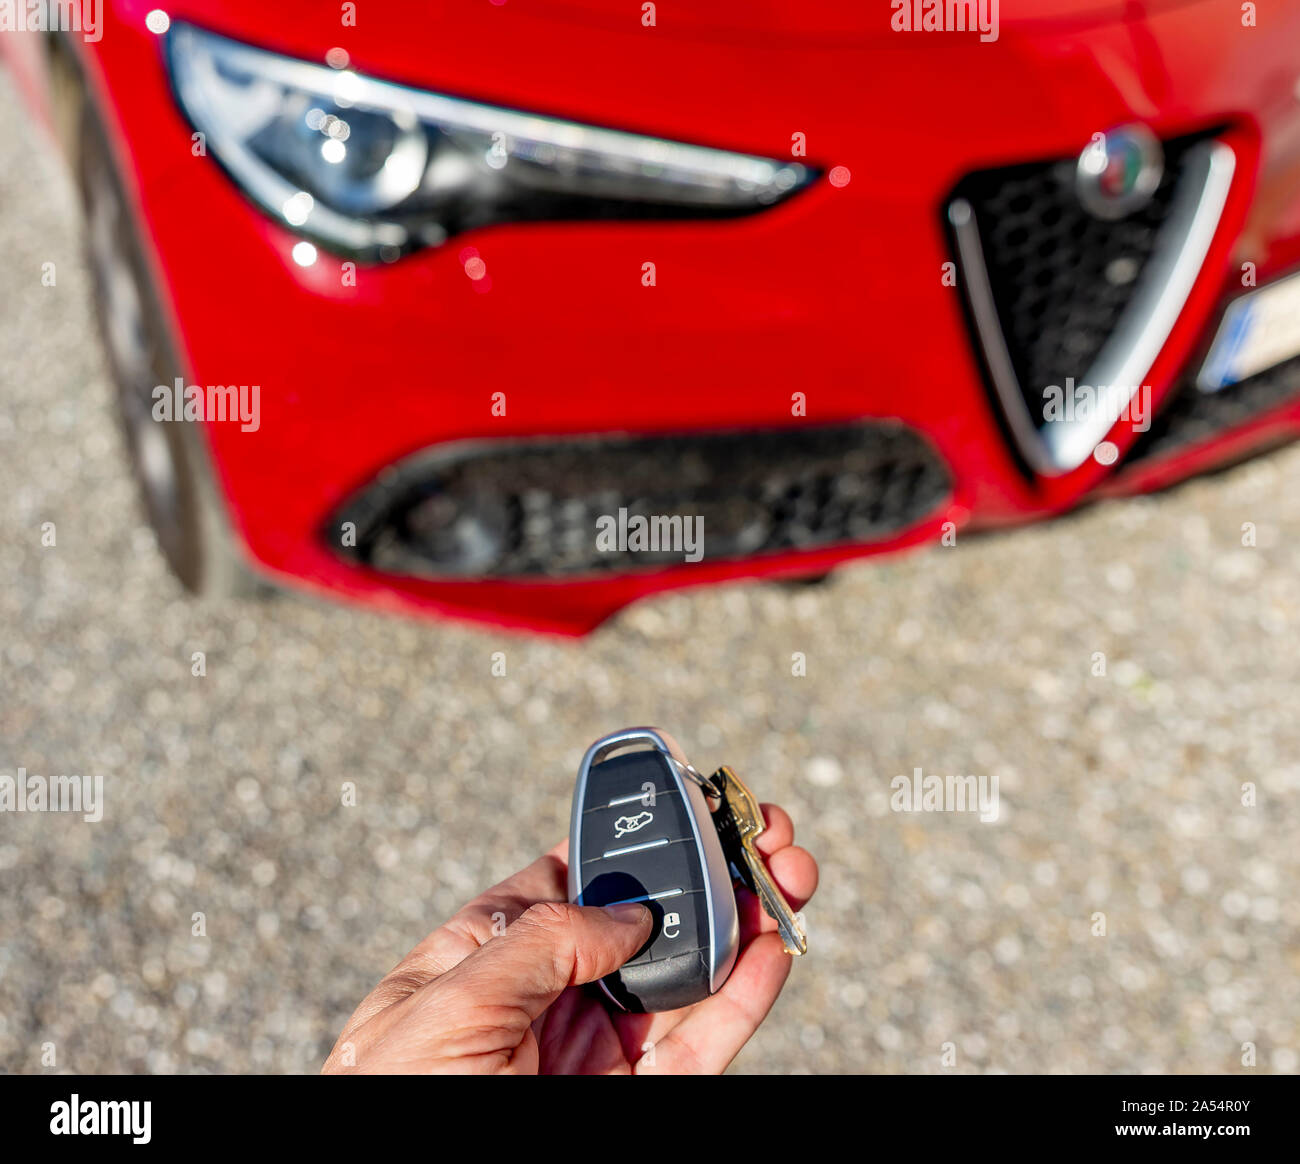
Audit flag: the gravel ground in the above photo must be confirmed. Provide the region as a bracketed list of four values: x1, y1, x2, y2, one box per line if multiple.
[2, 71, 1298, 1076]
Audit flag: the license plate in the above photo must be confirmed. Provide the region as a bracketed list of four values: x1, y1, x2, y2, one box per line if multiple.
[1197, 269, 1300, 392]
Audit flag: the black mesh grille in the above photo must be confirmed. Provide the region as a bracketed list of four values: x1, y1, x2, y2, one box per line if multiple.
[1123, 353, 1300, 467]
[332, 424, 951, 579]
[952, 130, 1217, 437]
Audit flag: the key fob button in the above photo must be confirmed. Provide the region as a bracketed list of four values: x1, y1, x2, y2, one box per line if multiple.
[616, 891, 707, 967]
[645, 890, 708, 960]
[580, 750, 675, 812]
[578, 792, 693, 865]
[580, 835, 701, 895]
[614, 890, 710, 967]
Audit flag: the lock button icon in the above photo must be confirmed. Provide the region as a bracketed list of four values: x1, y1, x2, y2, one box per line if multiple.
[662, 911, 682, 940]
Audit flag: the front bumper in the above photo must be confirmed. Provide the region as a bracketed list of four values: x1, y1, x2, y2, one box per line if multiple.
[66, 0, 1300, 632]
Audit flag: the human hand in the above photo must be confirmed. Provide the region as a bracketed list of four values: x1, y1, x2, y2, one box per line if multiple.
[323, 803, 817, 1074]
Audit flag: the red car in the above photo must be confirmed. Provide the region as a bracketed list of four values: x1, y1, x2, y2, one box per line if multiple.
[8, 1, 1300, 633]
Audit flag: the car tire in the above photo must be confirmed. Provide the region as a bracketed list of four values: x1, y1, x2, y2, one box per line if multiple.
[78, 105, 265, 599]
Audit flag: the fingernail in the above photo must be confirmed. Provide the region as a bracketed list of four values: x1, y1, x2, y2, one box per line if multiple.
[602, 902, 650, 924]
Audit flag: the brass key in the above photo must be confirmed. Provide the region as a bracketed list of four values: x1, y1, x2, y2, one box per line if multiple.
[709, 765, 808, 956]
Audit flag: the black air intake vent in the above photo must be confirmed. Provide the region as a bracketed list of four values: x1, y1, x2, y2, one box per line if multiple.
[331, 424, 952, 579]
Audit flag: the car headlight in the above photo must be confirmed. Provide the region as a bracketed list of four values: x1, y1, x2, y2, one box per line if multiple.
[165, 23, 816, 261]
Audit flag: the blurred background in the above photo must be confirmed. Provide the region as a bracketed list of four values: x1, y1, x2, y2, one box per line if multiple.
[3, 65, 1300, 1074]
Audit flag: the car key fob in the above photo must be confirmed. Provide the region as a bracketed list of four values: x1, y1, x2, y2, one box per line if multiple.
[568, 727, 739, 1013]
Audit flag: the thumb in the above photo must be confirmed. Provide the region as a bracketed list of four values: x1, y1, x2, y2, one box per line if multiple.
[431, 901, 652, 1023]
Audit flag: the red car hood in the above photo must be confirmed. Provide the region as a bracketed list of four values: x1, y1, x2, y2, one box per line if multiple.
[148, 0, 1210, 49]
[542, 0, 1207, 39]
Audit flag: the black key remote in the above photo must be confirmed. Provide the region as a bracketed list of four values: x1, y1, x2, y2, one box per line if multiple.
[568, 728, 739, 1013]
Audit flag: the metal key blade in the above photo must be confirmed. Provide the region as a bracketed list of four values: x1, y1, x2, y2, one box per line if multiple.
[711, 765, 808, 956]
